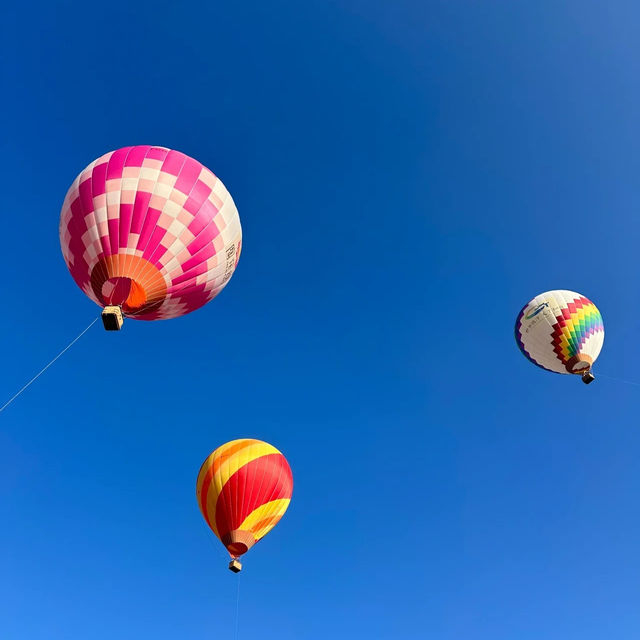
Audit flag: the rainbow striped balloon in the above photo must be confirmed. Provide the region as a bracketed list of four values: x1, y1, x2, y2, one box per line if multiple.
[60, 145, 241, 321]
[515, 289, 604, 376]
[196, 439, 293, 562]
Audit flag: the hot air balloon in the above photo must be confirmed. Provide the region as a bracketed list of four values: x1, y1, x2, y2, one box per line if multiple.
[196, 439, 293, 573]
[515, 290, 604, 384]
[60, 146, 241, 330]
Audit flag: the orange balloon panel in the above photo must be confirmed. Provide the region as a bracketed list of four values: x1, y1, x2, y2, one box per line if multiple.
[196, 439, 293, 558]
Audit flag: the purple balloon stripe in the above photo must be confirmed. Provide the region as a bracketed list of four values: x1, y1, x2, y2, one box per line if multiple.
[106, 147, 131, 180]
[136, 208, 161, 251]
[161, 149, 188, 176]
[124, 146, 151, 167]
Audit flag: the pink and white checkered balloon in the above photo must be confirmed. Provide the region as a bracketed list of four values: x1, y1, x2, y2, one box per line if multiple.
[60, 146, 242, 320]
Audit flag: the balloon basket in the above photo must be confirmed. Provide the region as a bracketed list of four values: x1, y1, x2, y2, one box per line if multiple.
[228, 559, 242, 573]
[581, 372, 595, 385]
[102, 306, 124, 331]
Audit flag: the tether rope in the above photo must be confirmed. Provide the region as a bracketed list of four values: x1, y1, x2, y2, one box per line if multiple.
[597, 373, 640, 388]
[234, 573, 241, 640]
[0, 317, 99, 414]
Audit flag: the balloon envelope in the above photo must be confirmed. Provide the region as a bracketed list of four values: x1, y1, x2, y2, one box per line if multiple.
[196, 439, 293, 559]
[60, 145, 241, 320]
[515, 289, 604, 374]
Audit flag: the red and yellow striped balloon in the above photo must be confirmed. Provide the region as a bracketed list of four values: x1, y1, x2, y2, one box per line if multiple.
[196, 439, 293, 560]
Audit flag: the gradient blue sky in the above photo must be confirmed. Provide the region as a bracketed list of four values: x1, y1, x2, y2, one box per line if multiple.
[2, 1, 640, 638]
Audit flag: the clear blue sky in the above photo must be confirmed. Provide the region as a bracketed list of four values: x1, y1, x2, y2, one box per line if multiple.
[2, 1, 640, 638]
